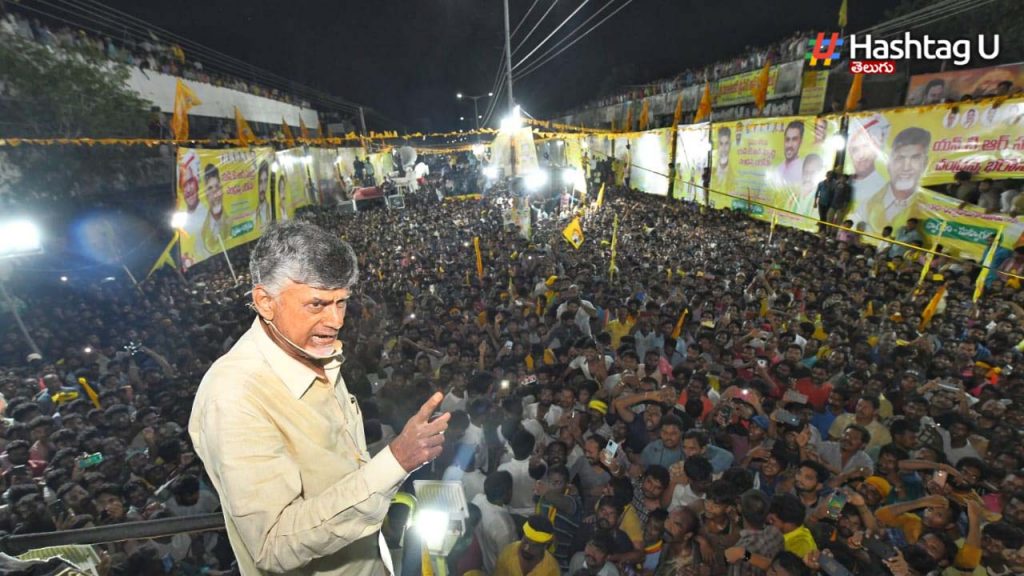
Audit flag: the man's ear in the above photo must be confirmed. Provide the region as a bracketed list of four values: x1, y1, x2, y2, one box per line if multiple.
[252, 286, 275, 321]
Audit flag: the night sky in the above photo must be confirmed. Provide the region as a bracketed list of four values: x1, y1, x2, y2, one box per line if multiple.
[102, 0, 894, 132]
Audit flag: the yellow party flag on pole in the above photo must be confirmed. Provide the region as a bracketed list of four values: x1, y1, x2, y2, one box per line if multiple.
[845, 73, 864, 111]
[672, 94, 684, 128]
[639, 100, 650, 131]
[694, 81, 712, 123]
[421, 546, 434, 576]
[753, 59, 771, 113]
[919, 284, 946, 330]
[562, 217, 584, 250]
[282, 118, 296, 147]
[473, 236, 484, 280]
[78, 377, 101, 409]
[170, 79, 201, 141]
[234, 107, 256, 147]
[625, 106, 634, 132]
[671, 309, 688, 339]
[864, 300, 874, 318]
[917, 219, 947, 287]
[767, 210, 779, 245]
[146, 231, 179, 279]
[974, 226, 1004, 302]
[595, 183, 606, 208]
[838, 0, 848, 27]
[609, 214, 619, 280]
[300, 117, 310, 140]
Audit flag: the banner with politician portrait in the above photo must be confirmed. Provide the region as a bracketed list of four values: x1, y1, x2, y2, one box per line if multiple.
[628, 128, 673, 196]
[672, 123, 710, 202]
[709, 115, 843, 231]
[175, 146, 273, 269]
[844, 97, 1024, 237]
[273, 147, 317, 221]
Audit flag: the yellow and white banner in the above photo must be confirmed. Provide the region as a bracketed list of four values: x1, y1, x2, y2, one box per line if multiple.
[175, 147, 273, 268]
[273, 148, 317, 221]
[628, 128, 674, 196]
[709, 115, 844, 230]
[673, 123, 710, 202]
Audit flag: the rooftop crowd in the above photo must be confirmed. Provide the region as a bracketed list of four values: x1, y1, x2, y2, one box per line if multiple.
[1, 165, 1023, 576]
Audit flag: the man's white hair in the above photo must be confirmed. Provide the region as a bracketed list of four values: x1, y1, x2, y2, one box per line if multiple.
[249, 220, 358, 296]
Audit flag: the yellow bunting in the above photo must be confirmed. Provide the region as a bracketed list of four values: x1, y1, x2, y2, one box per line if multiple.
[974, 226, 1004, 302]
[473, 237, 484, 280]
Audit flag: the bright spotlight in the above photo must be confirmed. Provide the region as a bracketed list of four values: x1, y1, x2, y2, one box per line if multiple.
[472, 144, 486, 156]
[456, 92, 463, 99]
[303, 155, 313, 166]
[827, 134, 847, 151]
[500, 106, 522, 131]
[170, 211, 189, 229]
[83, 346, 92, 354]
[0, 219, 43, 259]
[525, 170, 548, 191]
[561, 168, 578, 185]
[483, 165, 499, 179]
[59, 276, 68, 282]
[460, 116, 465, 121]
[271, 161, 280, 172]
[415, 509, 450, 552]
[488, 92, 494, 97]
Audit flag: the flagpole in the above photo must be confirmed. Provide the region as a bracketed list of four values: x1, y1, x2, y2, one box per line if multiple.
[0, 281, 42, 357]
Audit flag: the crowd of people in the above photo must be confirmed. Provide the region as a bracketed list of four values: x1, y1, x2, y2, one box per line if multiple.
[560, 32, 808, 117]
[1, 169, 1023, 576]
[0, 7, 313, 110]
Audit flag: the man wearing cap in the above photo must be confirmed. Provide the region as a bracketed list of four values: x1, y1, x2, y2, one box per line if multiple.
[189, 222, 449, 576]
[494, 515, 560, 576]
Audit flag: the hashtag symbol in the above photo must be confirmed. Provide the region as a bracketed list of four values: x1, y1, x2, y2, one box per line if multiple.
[806, 33, 844, 67]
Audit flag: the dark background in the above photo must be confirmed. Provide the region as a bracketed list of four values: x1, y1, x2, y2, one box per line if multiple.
[102, 0, 894, 131]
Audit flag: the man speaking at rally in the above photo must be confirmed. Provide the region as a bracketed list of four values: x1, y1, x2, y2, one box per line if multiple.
[190, 220, 450, 575]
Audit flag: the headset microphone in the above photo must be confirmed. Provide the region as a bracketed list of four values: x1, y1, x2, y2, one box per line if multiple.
[260, 315, 344, 362]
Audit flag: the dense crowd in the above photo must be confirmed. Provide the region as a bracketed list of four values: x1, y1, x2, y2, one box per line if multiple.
[1, 171, 1024, 576]
[0, 7, 312, 109]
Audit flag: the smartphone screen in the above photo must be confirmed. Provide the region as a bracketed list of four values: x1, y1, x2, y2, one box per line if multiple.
[825, 490, 847, 520]
[605, 440, 619, 458]
[934, 470, 948, 487]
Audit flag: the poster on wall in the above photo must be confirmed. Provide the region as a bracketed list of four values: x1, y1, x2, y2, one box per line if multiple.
[844, 98, 1024, 236]
[798, 70, 831, 115]
[709, 115, 844, 230]
[175, 147, 273, 268]
[673, 123, 710, 202]
[273, 147, 316, 220]
[628, 128, 673, 196]
[905, 63, 1024, 105]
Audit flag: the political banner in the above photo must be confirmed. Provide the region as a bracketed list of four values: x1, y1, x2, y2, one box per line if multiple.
[563, 137, 588, 195]
[894, 190, 1024, 260]
[672, 123, 710, 202]
[709, 115, 844, 230]
[844, 97, 1024, 236]
[713, 61, 803, 108]
[628, 128, 673, 196]
[309, 147, 347, 206]
[798, 70, 831, 115]
[175, 146, 273, 268]
[905, 63, 1024, 106]
[273, 147, 316, 221]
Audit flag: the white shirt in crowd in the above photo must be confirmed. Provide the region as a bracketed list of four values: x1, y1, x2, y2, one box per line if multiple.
[471, 493, 517, 574]
[497, 457, 536, 516]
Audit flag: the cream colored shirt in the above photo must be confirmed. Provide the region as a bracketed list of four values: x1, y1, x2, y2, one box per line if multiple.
[190, 318, 408, 575]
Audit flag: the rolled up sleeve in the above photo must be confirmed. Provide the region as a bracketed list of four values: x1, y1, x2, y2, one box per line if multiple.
[202, 395, 407, 573]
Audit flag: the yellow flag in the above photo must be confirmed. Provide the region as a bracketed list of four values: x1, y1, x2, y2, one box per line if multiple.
[282, 118, 296, 147]
[694, 81, 712, 123]
[171, 80, 201, 141]
[625, 106, 634, 132]
[77, 377, 101, 410]
[838, 0, 848, 27]
[920, 284, 946, 330]
[525, 354, 535, 372]
[671, 309, 688, 339]
[235, 107, 256, 146]
[845, 73, 864, 111]
[300, 117, 310, 140]
[812, 314, 828, 341]
[865, 300, 874, 318]
[917, 220, 947, 286]
[473, 236, 484, 280]
[562, 217, 584, 249]
[609, 214, 619, 280]
[543, 348, 556, 365]
[639, 100, 650, 131]
[671, 95, 684, 128]
[146, 231, 179, 279]
[421, 547, 434, 576]
[974, 226, 1004, 302]
[753, 59, 771, 112]
[595, 183, 606, 208]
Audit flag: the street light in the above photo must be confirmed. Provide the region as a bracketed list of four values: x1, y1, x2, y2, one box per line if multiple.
[455, 91, 493, 132]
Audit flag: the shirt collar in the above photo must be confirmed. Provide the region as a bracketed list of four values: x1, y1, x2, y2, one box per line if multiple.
[249, 318, 342, 399]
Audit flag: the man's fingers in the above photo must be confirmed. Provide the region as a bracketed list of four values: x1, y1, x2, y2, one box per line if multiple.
[414, 391, 445, 422]
[421, 412, 451, 435]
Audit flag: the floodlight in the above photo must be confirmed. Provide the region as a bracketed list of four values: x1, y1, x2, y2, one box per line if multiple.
[171, 212, 189, 229]
[483, 165, 499, 179]
[525, 170, 548, 191]
[500, 106, 522, 131]
[827, 134, 847, 151]
[413, 480, 468, 556]
[0, 219, 43, 259]
[60, 276, 68, 282]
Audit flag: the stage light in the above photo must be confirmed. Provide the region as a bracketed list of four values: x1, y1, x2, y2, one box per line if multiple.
[483, 165, 499, 179]
[827, 134, 847, 151]
[0, 219, 42, 259]
[525, 170, 548, 191]
[170, 212, 188, 229]
[500, 106, 522, 131]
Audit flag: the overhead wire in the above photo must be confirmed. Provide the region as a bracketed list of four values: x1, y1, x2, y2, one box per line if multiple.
[511, 0, 620, 74]
[510, 0, 559, 56]
[509, 0, 542, 38]
[874, 0, 999, 37]
[512, 0, 592, 71]
[514, 0, 635, 81]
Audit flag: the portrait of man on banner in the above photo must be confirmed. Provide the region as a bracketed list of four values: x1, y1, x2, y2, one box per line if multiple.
[769, 120, 805, 186]
[858, 127, 932, 234]
[847, 114, 889, 210]
[711, 126, 732, 193]
[256, 160, 272, 231]
[200, 163, 229, 257]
